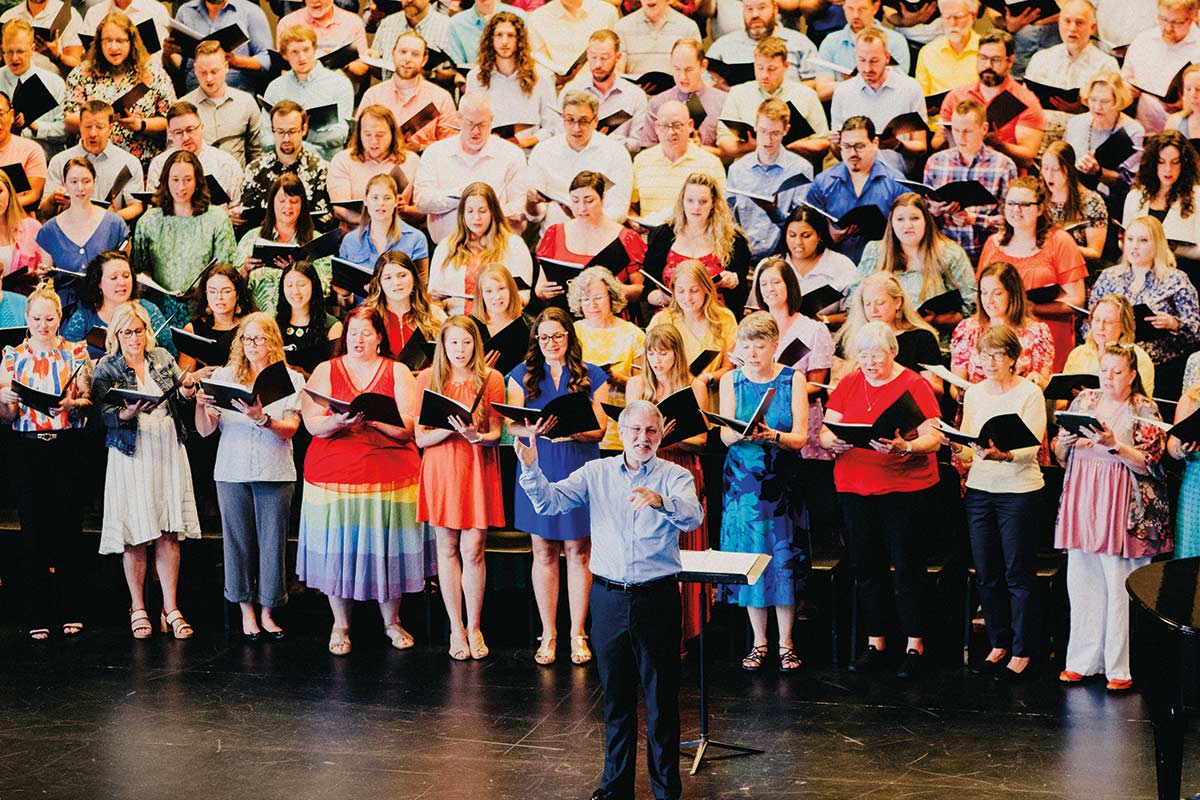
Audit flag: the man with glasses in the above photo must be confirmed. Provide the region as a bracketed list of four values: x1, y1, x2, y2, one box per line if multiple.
[145, 101, 242, 210]
[515, 399, 703, 800]
[934, 31, 1043, 170]
[630, 39, 726, 154]
[630, 99, 725, 218]
[182, 41, 261, 170]
[359, 30, 458, 153]
[560, 29, 647, 154]
[261, 25, 353, 162]
[525, 90, 633, 230]
[412, 92, 528, 242]
[805, 115, 905, 262]
[914, 0, 982, 97]
[1122, 0, 1200, 134]
[41, 100, 144, 222]
[0, 20, 65, 161]
[924, 98, 1017, 261]
[237, 100, 333, 230]
[1025, 0, 1118, 139]
[0, 88, 43, 210]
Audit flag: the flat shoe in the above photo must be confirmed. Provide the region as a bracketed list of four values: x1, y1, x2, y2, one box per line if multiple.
[896, 649, 923, 680]
[534, 635, 556, 666]
[741, 645, 768, 672]
[1106, 678, 1134, 692]
[1058, 670, 1085, 683]
[328, 627, 351, 656]
[778, 646, 803, 673]
[385, 623, 415, 650]
[848, 644, 885, 673]
[570, 634, 592, 665]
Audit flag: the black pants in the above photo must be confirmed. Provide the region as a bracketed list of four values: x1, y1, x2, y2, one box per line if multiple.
[591, 578, 682, 800]
[964, 488, 1042, 658]
[841, 489, 930, 639]
[11, 433, 85, 631]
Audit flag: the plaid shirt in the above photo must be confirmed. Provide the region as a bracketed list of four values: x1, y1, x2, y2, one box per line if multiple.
[922, 145, 1017, 262]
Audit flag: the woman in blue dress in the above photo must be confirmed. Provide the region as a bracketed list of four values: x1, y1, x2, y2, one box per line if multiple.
[507, 306, 609, 667]
[1170, 351, 1200, 557]
[36, 158, 130, 320]
[61, 251, 176, 360]
[718, 311, 810, 674]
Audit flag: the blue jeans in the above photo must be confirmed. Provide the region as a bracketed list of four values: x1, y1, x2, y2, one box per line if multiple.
[964, 488, 1042, 657]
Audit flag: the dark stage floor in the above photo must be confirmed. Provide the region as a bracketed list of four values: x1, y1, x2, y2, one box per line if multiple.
[0, 604, 1195, 800]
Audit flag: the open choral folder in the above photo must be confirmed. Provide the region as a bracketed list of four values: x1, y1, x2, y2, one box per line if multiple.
[679, 550, 771, 586]
[703, 387, 775, 436]
[104, 376, 185, 412]
[601, 387, 707, 447]
[303, 387, 404, 426]
[481, 317, 530, 378]
[824, 390, 924, 448]
[199, 361, 295, 411]
[937, 413, 1040, 452]
[1136, 412, 1200, 444]
[417, 386, 487, 431]
[1043, 372, 1099, 401]
[492, 392, 600, 439]
[13, 362, 84, 415]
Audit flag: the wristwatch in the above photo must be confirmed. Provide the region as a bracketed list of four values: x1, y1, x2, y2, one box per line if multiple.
[255, 413, 272, 428]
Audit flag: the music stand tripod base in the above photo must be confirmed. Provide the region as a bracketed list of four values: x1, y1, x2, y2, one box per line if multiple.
[680, 736, 765, 775]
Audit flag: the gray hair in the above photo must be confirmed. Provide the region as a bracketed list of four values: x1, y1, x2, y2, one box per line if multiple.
[105, 301, 156, 355]
[560, 90, 599, 115]
[567, 266, 628, 316]
[937, 0, 980, 14]
[736, 310, 780, 342]
[850, 320, 899, 358]
[457, 92, 492, 119]
[618, 399, 665, 430]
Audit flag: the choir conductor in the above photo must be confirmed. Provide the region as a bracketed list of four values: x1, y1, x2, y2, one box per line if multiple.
[516, 399, 704, 800]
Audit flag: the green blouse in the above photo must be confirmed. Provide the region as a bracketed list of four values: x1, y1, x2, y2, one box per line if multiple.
[234, 227, 333, 314]
[132, 207, 238, 295]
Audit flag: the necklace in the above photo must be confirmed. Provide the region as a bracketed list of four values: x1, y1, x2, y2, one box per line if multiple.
[862, 371, 891, 412]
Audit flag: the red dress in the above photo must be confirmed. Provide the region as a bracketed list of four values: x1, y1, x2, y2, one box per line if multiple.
[415, 369, 507, 530]
[659, 441, 708, 642]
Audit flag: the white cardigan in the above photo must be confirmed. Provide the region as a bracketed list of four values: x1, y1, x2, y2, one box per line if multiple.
[1123, 185, 1200, 261]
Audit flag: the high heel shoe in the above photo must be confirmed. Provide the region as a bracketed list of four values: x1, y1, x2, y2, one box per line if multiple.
[570, 634, 592, 665]
[468, 631, 490, 660]
[448, 632, 471, 661]
[129, 610, 152, 640]
[161, 610, 194, 640]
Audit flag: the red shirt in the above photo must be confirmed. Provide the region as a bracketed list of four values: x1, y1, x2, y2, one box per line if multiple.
[939, 76, 1044, 148]
[826, 367, 940, 496]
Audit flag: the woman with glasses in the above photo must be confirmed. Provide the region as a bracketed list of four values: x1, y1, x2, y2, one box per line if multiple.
[62, 251, 177, 360]
[570, 267, 645, 453]
[1063, 72, 1143, 213]
[532, 171, 645, 314]
[1064, 295, 1155, 400]
[979, 176, 1087, 371]
[1086, 215, 1200, 400]
[1123, 130, 1200, 285]
[1041, 142, 1108, 262]
[63, 11, 173, 165]
[506, 306, 609, 666]
[179, 263, 256, 374]
[195, 313, 305, 642]
[92, 301, 200, 640]
[36, 158, 130, 319]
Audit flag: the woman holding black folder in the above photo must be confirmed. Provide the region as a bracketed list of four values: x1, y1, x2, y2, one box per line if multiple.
[0, 167, 47, 295]
[93, 301, 200, 640]
[364, 251, 443, 366]
[338, 174, 428, 281]
[275, 260, 342, 377]
[62, 251, 177, 360]
[819, 321, 943, 679]
[506, 306, 609, 666]
[1064, 295, 1156, 399]
[414, 316, 505, 660]
[1053, 344, 1171, 691]
[179, 263, 256, 374]
[762, 206, 856, 327]
[1064, 72, 1143, 213]
[0, 281, 92, 641]
[944, 326, 1046, 679]
[1042, 142, 1108, 262]
[1122, 130, 1200, 285]
[1087, 215, 1200, 400]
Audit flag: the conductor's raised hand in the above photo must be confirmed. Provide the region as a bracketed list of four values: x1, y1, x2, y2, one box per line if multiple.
[514, 430, 539, 467]
[629, 486, 663, 510]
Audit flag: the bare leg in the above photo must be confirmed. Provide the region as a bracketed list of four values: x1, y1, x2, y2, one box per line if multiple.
[460, 529, 487, 635]
[435, 527, 466, 638]
[379, 598, 402, 628]
[155, 537, 182, 613]
[747, 607, 769, 647]
[531, 535, 562, 641]
[240, 601, 260, 635]
[329, 595, 353, 631]
[563, 537, 592, 639]
[907, 636, 925, 655]
[774, 605, 796, 649]
[122, 544, 148, 613]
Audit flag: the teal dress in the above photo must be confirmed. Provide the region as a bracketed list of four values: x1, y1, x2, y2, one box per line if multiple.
[1177, 455, 1200, 558]
[719, 367, 805, 608]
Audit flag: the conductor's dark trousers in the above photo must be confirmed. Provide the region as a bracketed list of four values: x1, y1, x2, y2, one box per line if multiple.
[591, 574, 683, 800]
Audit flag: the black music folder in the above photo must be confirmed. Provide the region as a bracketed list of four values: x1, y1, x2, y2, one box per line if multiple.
[199, 360, 294, 410]
[12, 362, 83, 414]
[492, 391, 600, 439]
[703, 386, 776, 436]
[171, 327, 225, 366]
[481, 316, 531, 377]
[938, 412, 1040, 451]
[898, 179, 997, 207]
[330, 257, 372, 296]
[104, 376, 184, 411]
[798, 284, 844, 318]
[1043, 372, 1099, 400]
[917, 289, 963, 316]
[303, 387, 403, 426]
[824, 390, 924, 448]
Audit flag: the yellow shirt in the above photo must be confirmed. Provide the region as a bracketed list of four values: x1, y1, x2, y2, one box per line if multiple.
[632, 144, 726, 217]
[1063, 344, 1157, 399]
[576, 318, 646, 451]
[648, 307, 738, 410]
[915, 32, 981, 97]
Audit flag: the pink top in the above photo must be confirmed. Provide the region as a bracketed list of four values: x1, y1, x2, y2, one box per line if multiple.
[358, 77, 459, 152]
[949, 315, 1055, 385]
[276, 7, 368, 56]
[326, 151, 419, 203]
[5, 216, 43, 277]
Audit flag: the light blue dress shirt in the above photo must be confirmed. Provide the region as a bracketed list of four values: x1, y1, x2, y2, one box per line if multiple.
[727, 149, 812, 260]
[706, 27, 819, 82]
[338, 221, 430, 271]
[173, 0, 274, 93]
[519, 454, 704, 584]
[816, 23, 911, 78]
[262, 65, 354, 162]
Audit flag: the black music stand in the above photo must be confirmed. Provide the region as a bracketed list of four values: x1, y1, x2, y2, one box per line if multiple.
[679, 549, 772, 775]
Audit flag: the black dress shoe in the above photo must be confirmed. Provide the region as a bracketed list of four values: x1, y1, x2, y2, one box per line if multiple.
[848, 644, 886, 673]
[263, 628, 285, 641]
[998, 662, 1034, 683]
[589, 789, 618, 800]
[242, 630, 262, 643]
[972, 656, 1008, 676]
[896, 649, 923, 680]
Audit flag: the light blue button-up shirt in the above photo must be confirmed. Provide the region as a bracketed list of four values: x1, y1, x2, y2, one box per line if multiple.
[727, 148, 812, 260]
[815, 23, 911, 78]
[173, 0, 274, 93]
[519, 454, 704, 584]
[338, 221, 430, 271]
[445, 2, 527, 66]
[706, 26, 819, 82]
[262, 65, 354, 162]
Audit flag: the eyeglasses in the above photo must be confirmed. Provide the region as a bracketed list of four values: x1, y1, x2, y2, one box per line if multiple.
[536, 333, 567, 344]
[979, 351, 1008, 362]
[562, 115, 596, 127]
[656, 121, 689, 132]
[272, 127, 302, 136]
[462, 120, 490, 132]
[581, 294, 609, 305]
[623, 426, 660, 437]
[1005, 200, 1040, 209]
[169, 124, 201, 138]
[840, 142, 869, 153]
[117, 327, 145, 338]
[242, 335, 269, 346]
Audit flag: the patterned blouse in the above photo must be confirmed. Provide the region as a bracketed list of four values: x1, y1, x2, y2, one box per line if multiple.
[131, 207, 238, 297]
[2, 337, 91, 432]
[1049, 187, 1108, 251]
[1086, 265, 1200, 365]
[575, 318, 645, 451]
[950, 315, 1055, 385]
[235, 226, 333, 314]
[64, 62, 175, 164]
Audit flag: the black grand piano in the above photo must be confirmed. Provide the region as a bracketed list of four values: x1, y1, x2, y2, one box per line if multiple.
[1128, 557, 1200, 800]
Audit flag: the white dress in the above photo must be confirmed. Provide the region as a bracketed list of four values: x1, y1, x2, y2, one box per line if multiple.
[98, 372, 201, 554]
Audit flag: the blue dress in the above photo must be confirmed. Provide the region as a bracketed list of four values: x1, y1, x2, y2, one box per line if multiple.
[1178, 455, 1200, 558]
[720, 367, 804, 608]
[510, 361, 606, 541]
[36, 211, 130, 317]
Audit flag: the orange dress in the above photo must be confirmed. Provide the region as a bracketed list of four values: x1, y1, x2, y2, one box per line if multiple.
[416, 369, 507, 530]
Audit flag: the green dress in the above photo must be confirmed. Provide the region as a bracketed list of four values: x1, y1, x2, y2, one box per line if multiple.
[132, 207, 238, 320]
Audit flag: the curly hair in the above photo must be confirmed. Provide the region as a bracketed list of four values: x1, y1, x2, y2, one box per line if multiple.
[1134, 130, 1199, 219]
[999, 175, 1053, 248]
[522, 306, 591, 402]
[667, 173, 742, 267]
[191, 262, 256, 326]
[477, 11, 538, 95]
[86, 11, 152, 81]
[226, 312, 287, 384]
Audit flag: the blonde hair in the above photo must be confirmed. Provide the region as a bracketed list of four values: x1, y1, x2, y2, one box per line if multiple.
[105, 301, 155, 354]
[473, 263, 523, 325]
[226, 312, 286, 385]
[27, 279, 61, 320]
[0, 168, 26, 236]
[567, 266, 628, 316]
[668, 173, 741, 268]
[660, 260, 728, 343]
[1082, 70, 1134, 112]
[737, 310, 780, 342]
[1088, 294, 1138, 354]
[1121, 215, 1178, 280]
[637, 325, 692, 401]
[441, 183, 512, 276]
[428, 315, 489, 400]
[279, 24, 317, 51]
[838, 272, 936, 352]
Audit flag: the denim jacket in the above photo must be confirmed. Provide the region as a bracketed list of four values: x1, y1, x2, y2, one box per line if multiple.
[90, 348, 191, 456]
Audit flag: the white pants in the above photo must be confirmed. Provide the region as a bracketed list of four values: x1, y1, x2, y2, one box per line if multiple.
[1064, 550, 1150, 681]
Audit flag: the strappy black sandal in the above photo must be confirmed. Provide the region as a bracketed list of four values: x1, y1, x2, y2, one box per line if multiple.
[778, 647, 803, 673]
[741, 645, 768, 671]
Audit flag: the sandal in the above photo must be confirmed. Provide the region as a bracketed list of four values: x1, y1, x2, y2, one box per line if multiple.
[448, 632, 471, 661]
[570, 634, 592, 665]
[778, 646, 803, 673]
[62, 622, 84, 636]
[28, 628, 49, 641]
[534, 635, 557, 665]
[741, 645, 768, 672]
[129, 610, 152, 640]
[161, 610, 194, 640]
[328, 627, 351, 656]
[385, 623, 414, 650]
[468, 631, 489, 660]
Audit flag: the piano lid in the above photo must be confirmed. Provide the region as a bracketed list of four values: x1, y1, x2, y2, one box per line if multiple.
[1127, 557, 1200, 634]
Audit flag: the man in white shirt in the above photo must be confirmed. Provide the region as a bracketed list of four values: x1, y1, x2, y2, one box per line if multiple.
[41, 99, 143, 221]
[560, 29, 647, 153]
[1025, 0, 1119, 139]
[145, 101, 243, 209]
[526, 90, 633, 230]
[612, 0, 701, 75]
[0, 19, 66, 159]
[706, 0, 819, 88]
[0, 0, 83, 75]
[412, 93, 528, 242]
[182, 41, 261, 169]
[1122, 0, 1200, 134]
[527, 0, 618, 71]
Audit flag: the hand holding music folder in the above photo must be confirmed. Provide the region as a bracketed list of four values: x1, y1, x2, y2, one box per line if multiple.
[898, 179, 997, 208]
[482, 316, 530, 377]
[803, 203, 887, 241]
[824, 390, 925, 448]
[1043, 372, 1099, 400]
[417, 387, 486, 431]
[32, 0, 71, 44]
[10, 74, 57, 132]
[113, 83, 151, 117]
[704, 58, 754, 87]
[1136, 410, 1200, 444]
[104, 376, 185, 412]
[937, 413, 1040, 452]
[304, 387, 404, 426]
[1023, 79, 1083, 112]
[703, 386, 776, 436]
[601, 387, 708, 447]
[626, 71, 675, 96]
[252, 228, 342, 265]
[399, 102, 438, 138]
[12, 362, 84, 415]
[1134, 303, 1171, 341]
[538, 256, 584, 290]
[318, 42, 359, 71]
[878, 112, 928, 148]
[492, 391, 600, 439]
[199, 361, 295, 411]
[1093, 128, 1138, 171]
[330, 257, 372, 296]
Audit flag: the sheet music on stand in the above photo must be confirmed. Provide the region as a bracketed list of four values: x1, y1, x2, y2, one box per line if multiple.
[677, 549, 773, 775]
